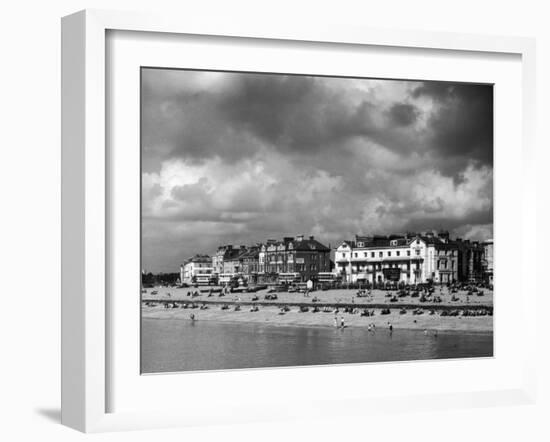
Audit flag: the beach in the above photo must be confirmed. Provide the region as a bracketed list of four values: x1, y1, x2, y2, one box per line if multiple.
[142, 286, 493, 332]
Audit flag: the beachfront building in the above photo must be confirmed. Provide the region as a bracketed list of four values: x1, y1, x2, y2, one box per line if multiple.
[241, 246, 260, 283]
[257, 235, 331, 283]
[212, 245, 245, 276]
[335, 231, 488, 285]
[182, 254, 215, 285]
[454, 238, 485, 283]
[222, 245, 249, 274]
[482, 239, 494, 284]
[335, 232, 461, 285]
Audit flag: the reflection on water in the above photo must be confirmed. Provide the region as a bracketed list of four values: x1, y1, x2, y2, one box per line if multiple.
[141, 319, 493, 373]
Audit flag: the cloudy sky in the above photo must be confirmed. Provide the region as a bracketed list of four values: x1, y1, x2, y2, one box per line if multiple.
[141, 68, 493, 273]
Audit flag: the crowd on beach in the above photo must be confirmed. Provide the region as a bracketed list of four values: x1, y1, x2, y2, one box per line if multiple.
[142, 281, 493, 332]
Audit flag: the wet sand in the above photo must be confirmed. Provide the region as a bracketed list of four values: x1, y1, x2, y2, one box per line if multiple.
[142, 303, 493, 332]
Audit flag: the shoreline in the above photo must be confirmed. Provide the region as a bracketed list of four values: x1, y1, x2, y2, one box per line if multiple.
[142, 305, 493, 333]
[142, 314, 494, 335]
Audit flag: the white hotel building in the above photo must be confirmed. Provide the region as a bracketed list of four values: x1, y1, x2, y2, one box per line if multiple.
[335, 233, 460, 285]
[181, 254, 215, 285]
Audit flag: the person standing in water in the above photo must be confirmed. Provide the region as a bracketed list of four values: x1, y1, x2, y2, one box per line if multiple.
[333, 315, 338, 328]
[340, 316, 345, 328]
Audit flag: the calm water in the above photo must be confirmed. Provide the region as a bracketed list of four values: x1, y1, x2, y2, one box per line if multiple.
[141, 318, 493, 373]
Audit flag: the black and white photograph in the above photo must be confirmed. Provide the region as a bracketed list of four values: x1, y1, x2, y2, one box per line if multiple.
[140, 68, 494, 373]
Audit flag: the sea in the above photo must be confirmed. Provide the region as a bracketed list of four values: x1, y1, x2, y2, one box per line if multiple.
[141, 318, 493, 373]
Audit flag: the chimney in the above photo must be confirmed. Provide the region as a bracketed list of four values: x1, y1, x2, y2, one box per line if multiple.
[295, 234, 304, 241]
[309, 235, 315, 240]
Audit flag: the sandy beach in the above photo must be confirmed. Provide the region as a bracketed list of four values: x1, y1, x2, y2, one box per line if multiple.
[143, 285, 493, 306]
[142, 286, 493, 332]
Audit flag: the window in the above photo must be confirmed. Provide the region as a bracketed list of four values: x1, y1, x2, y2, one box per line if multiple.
[379, 252, 383, 258]
[342, 253, 346, 258]
[396, 251, 400, 256]
[371, 252, 375, 258]
[364, 252, 368, 257]
[357, 242, 364, 247]
[354, 252, 358, 258]
[388, 251, 392, 257]
[407, 250, 411, 256]
[415, 249, 420, 256]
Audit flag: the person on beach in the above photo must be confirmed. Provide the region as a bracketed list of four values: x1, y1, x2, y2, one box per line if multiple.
[340, 316, 345, 328]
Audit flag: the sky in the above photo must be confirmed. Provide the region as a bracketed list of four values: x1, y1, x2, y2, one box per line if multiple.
[141, 68, 493, 273]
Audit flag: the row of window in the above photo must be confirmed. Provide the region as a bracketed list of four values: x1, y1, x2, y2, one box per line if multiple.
[263, 264, 318, 271]
[438, 260, 455, 270]
[341, 250, 417, 258]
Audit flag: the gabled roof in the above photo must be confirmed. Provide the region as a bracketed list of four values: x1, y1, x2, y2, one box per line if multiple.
[240, 247, 260, 260]
[339, 240, 355, 248]
[291, 238, 330, 252]
[223, 248, 245, 261]
[184, 254, 211, 264]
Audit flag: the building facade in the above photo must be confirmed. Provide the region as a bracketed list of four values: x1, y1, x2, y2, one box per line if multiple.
[482, 239, 494, 284]
[182, 254, 214, 285]
[257, 235, 331, 283]
[221, 245, 248, 275]
[212, 245, 245, 276]
[241, 246, 260, 283]
[335, 231, 484, 285]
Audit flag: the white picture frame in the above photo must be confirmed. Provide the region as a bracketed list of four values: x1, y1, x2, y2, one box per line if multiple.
[61, 9, 537, 433]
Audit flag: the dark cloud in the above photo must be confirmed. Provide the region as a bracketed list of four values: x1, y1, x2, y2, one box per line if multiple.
[142, 71, 427, 167]
[141, 70, 494, 272]
[387, 103, 419, 126]
[413, 82, 493, 167]
[401, 209, 493, 235]
[218, 75, 381, 154]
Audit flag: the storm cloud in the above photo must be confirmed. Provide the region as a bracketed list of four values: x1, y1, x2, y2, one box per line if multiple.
[141, 69, 493, 272]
